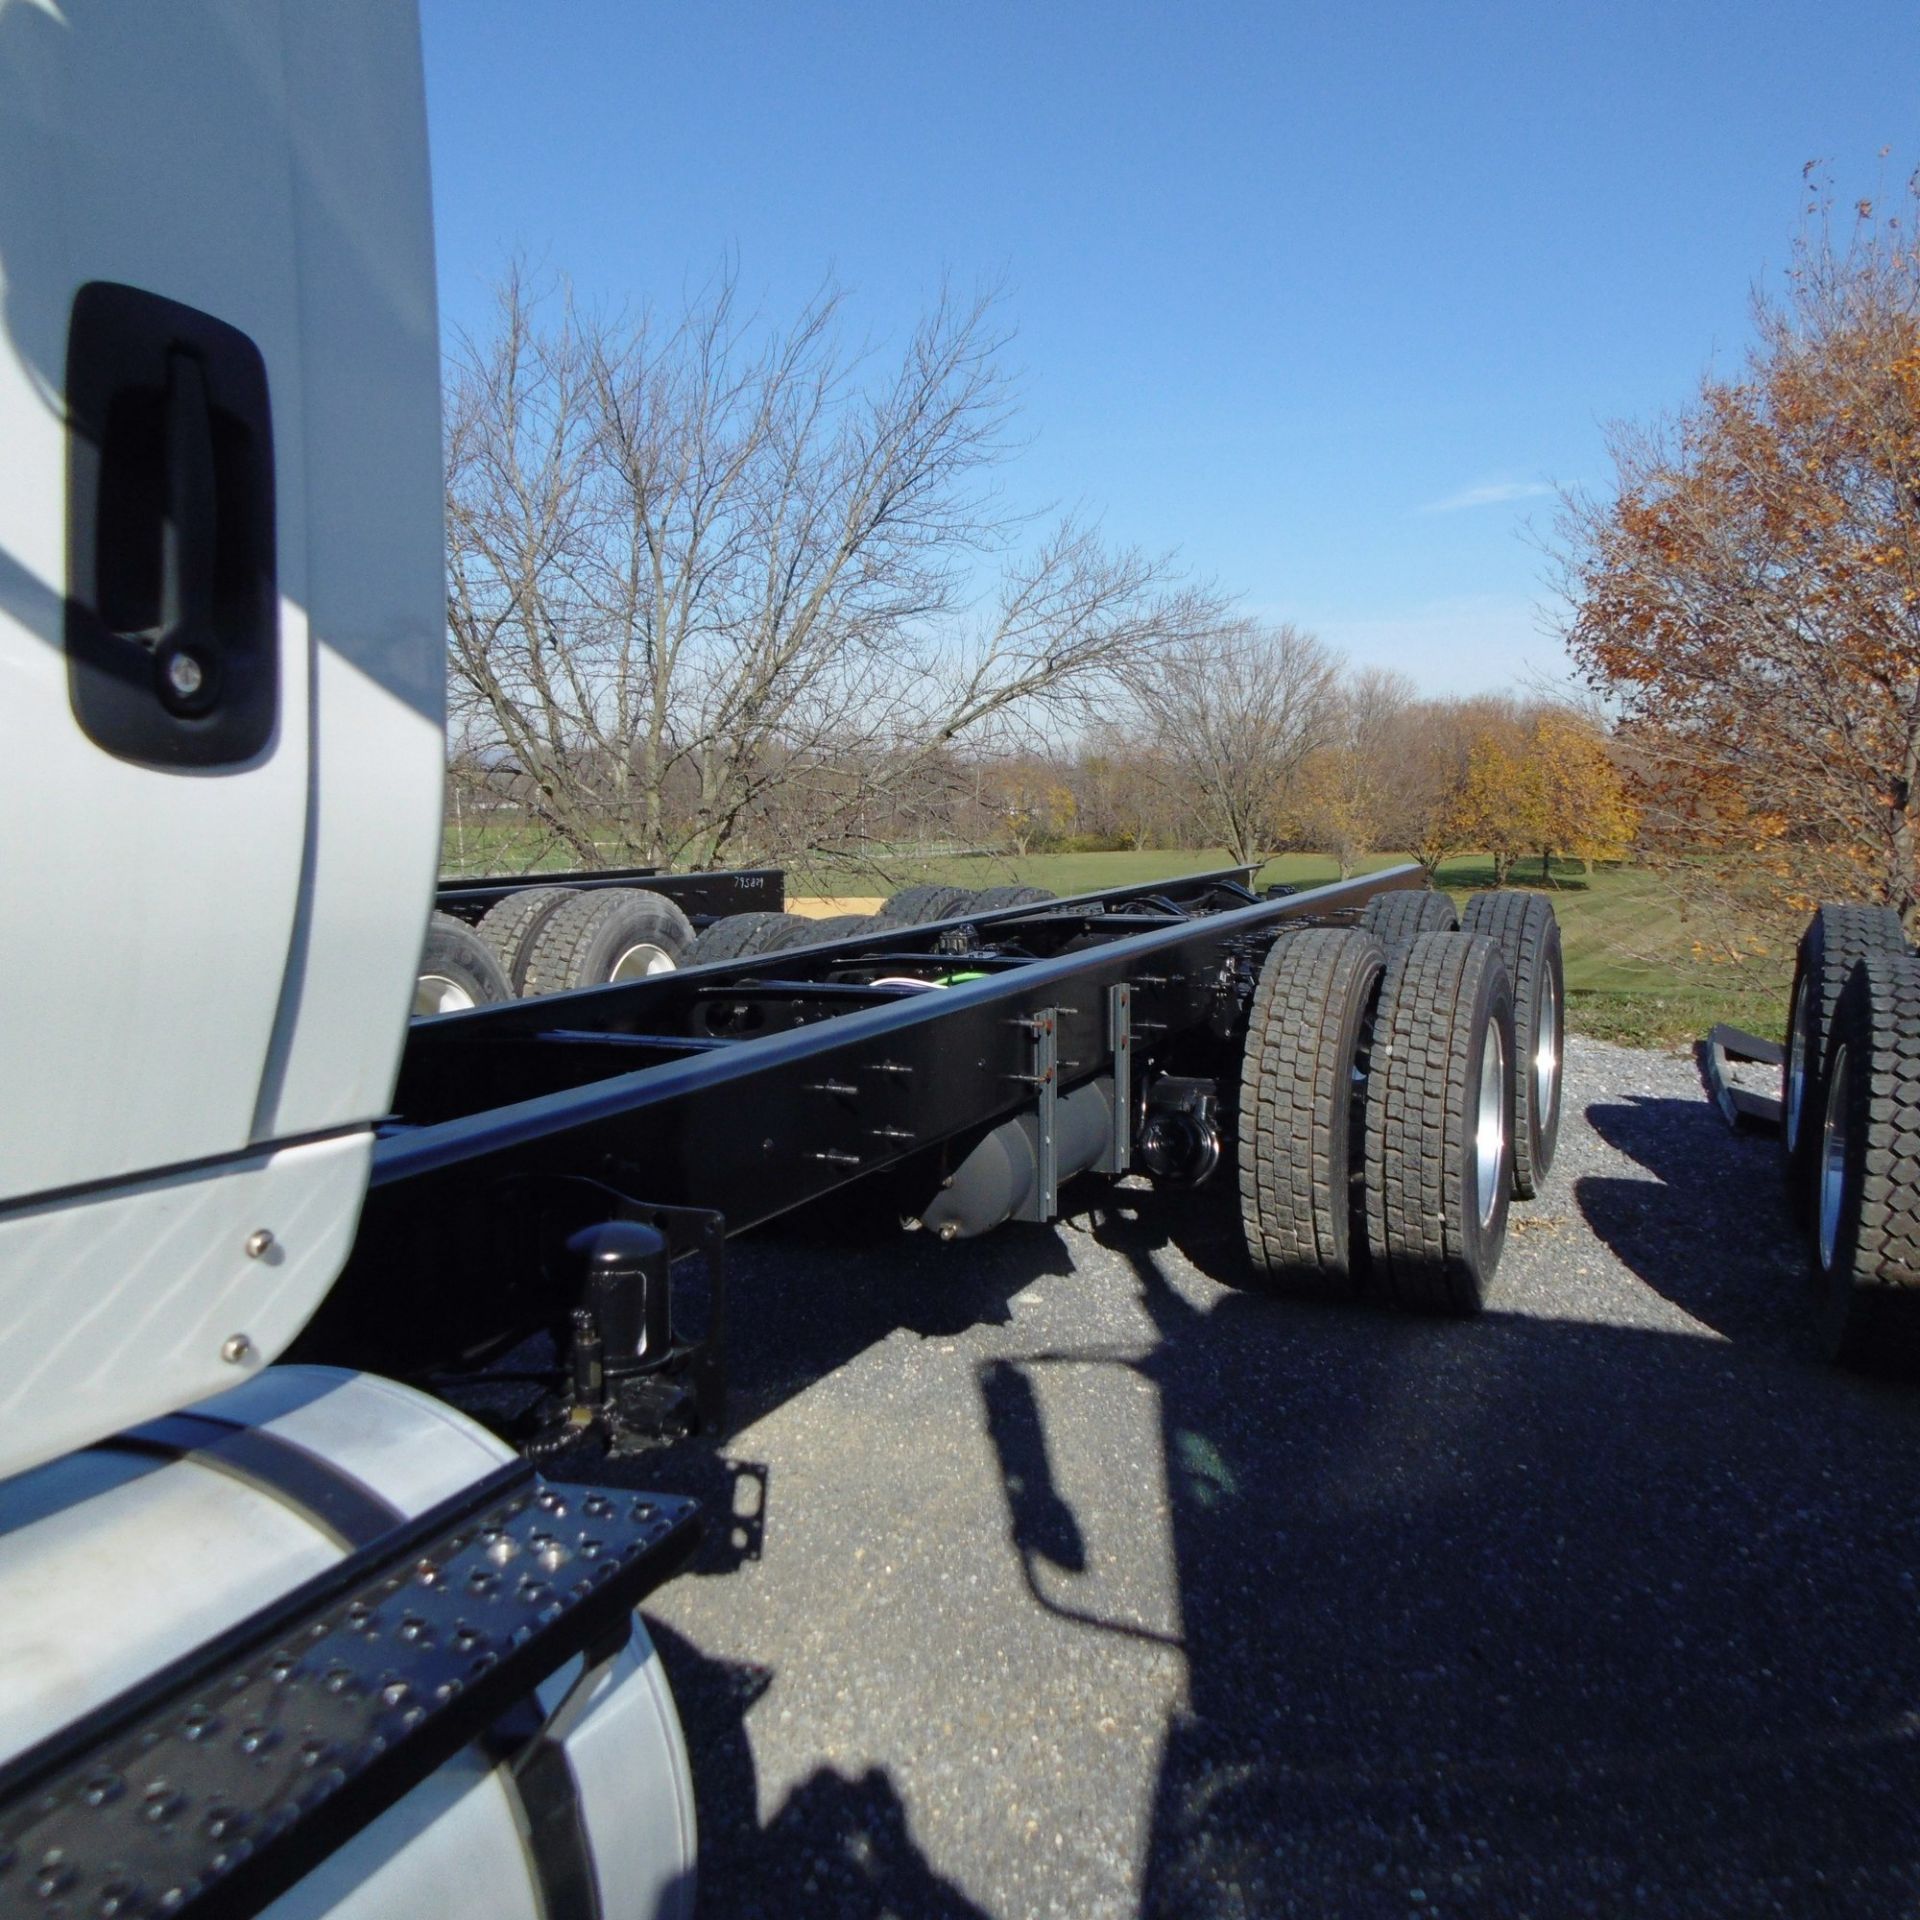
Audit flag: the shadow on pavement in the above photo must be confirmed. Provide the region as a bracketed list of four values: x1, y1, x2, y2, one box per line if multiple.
[719, 1212, 1078, 1428]
[1575, 1090, 1809, 1349]
[1013, 1187, 1920, 1917]
[614, 1084, 1920, 1916]
[645, 1619, 991, 1920]
[980, 1357, 1089, 1576]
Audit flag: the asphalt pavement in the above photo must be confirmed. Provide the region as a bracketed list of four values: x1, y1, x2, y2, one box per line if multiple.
[603, 1036, 1920, 1918]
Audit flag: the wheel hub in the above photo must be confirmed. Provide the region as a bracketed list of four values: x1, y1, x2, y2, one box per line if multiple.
[1534, 964, 1560, 1127]
[1819, 1042, 1851, 1272]
[610, 942, 677, 981]
[414, 972, 477, 1017]
[1476, 1019, 1507, 1230]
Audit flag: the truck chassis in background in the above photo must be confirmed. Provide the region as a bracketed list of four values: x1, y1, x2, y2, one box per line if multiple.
[304, 863, 1485, 1453]
[434, 863, 785, 928]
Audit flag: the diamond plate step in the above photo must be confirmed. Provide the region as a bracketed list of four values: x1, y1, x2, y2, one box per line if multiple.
[0, 1461, 697, 1919]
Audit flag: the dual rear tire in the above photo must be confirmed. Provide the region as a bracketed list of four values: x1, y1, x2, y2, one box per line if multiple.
[419, 885, 698, 1014]
[689, 910, 887, 963]
[1362, 931, 1515, 1312]
[1462, 889, 1564, 1199]
[870, 883, 1056, 925]
[1239, 890, 1560, 1314]
[475, 885, 577, 990]
[876, 885, 975, 927]
[1238, 929, 1386, 1292]
[415, 913, 513, 1016]
[521, 888, 696, 995]
[1798, 940, 1920, 1367]
[1782, 904, 1907, 1219]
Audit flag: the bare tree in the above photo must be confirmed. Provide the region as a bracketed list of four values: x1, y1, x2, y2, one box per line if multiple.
[1284, 666, 1418, 875]
[1134, 619, 1343, 867]
[444, 268, 1222, 870]
[1066, 721, 1180, 849]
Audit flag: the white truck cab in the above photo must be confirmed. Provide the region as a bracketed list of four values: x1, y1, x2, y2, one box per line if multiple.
[0, 8, 695, 1912]
[0, 0, 448, 1472]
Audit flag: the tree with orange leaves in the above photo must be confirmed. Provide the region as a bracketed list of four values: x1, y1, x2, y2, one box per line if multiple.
[1529, 710, 1638, 874]
[1456, 725, 1545, 885]
[1449, 709, 1635, 883]
[1559, 176, 1920, 923]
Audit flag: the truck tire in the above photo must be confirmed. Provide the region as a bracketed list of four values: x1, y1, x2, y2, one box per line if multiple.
[804, 912, 881, 940]
[1361, 888, 1459, 948]
[877, 884, 975, 925]
[971, 885, 1057, 911]
[749, 912, 839, 953]
[1238, 928, 1388, 1293]
[689, 911, 793, 964]
[1362, 931, 1516, 1313]
[1810, 950, 1920, 1366]
[416, 912, 514, 1016]
[1785, 903, 1908, 1220]
[522, 887, 696, 995]
[1462, 889, 1564, 1198]
[474, 884, 576, 992]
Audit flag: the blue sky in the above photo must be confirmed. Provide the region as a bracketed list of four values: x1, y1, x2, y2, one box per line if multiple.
[419, 2, 1920, 696]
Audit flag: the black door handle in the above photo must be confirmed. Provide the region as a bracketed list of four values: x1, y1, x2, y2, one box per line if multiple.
[65, 283, 277, 770]
[152, 347, 222, 718]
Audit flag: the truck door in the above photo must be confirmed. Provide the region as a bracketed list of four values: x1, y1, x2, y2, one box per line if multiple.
[0, 1, 446, 1203]
[0, 2, 448, 1474]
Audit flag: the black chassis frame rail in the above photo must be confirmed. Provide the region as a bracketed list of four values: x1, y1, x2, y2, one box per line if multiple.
[303, 866, 1424, 1377]
[435, 864, 785, 926]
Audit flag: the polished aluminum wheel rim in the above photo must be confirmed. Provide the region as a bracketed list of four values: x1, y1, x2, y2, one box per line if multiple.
[1535, 965, 1560, 1126]
[414, 973, 476, 1018]
[610, 942, 677, 981]
[1476, 1019, 1508, 1229]
[1818, 1042, 1851, 1272]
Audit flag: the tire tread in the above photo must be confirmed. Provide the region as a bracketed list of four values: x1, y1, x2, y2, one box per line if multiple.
[475, 885, 576, 993]
[689, 911, 795, 965]
[1362, 931, 1513, 1313]
[1238, 929, 1387, 1291]
[1361, 890, 1460, 948]
[1461, 889, 1563, 1197]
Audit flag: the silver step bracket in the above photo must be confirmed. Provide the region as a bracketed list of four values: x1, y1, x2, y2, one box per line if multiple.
[1011, 1010, 1060, 1223]
[1104, 983, 1133, 1176]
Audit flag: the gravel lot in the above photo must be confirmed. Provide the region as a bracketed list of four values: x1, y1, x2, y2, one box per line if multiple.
[601, 1036, 1920, 1918]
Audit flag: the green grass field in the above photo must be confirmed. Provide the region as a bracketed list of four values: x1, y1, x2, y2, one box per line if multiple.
[790, 847, 1794, 1049]
[442, 826, 1795, 1048]
[1432, 858, 1792, 1049]
[806, 846, 1390, 896]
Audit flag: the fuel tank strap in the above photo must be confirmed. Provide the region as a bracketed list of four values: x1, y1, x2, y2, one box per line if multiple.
[487, 1688, 607, 1920]
[94, 1414, 615, 1918]
[107, 1411, 402, 1549]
